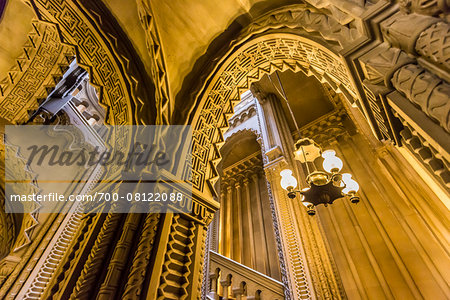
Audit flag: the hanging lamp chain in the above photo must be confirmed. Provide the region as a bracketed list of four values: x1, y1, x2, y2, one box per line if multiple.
[268, 71, 311, 174]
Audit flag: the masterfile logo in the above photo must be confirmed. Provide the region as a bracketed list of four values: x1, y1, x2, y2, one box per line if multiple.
[4, 125, 193, 214]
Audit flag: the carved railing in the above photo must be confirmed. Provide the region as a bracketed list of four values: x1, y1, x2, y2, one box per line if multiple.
[207, 251, 284, 300]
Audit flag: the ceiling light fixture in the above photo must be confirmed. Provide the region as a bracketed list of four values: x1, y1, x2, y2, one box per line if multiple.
[268, 72, 360, 216]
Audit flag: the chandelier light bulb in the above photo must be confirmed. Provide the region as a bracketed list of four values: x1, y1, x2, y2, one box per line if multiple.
[280, 169, 298, 191]
[342, 173, 359, 194]
[322, 150, 343, 173]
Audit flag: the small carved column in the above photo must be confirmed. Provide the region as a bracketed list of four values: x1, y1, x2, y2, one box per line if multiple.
[232, 285, 246, 300]
[220, 276, 232, 300]
[209, 272, 219, 300]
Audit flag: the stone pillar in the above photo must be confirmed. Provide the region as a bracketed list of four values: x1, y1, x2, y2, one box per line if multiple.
[225, 184, 233, 258]
[242, 177, 255, 268]
[358, 42, 450, 191]
[233, 180, 243, 263]
[251, 172, 269, 275]
[218, 189, 226, 255]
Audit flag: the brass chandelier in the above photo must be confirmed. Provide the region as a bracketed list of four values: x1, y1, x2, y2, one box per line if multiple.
[267, 71, 360, 216]
[280, 138, 360, 215]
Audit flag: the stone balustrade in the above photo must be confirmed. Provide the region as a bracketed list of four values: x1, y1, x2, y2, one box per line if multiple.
[207, 250, 285, 300]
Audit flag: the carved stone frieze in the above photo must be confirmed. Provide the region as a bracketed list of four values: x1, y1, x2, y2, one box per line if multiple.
[242, 5, 361, 51]
[391, 63, 450, 132]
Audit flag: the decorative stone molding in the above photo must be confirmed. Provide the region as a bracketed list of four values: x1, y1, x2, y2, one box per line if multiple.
[399, 121, 450, 188]
[391, 63, 450, 132]
[21, 204, 84, 299]
[136, 0, 172, 124]
[0, 22, 74, 123]
[300, 111, 350, 146]
[241, 5, 361, 51]
[29, 0, 157, 125]
[381, 13, 440, 54]
[228, 104, 257, 129]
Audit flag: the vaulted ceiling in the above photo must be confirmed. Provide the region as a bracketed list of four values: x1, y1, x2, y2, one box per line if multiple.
[149, 0, 298, 99]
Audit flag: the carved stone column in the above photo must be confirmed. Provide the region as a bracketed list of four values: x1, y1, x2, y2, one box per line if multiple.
[225, 184, 233, 258]
[219, 189, 226, 255]
[252, 87, 345, 299]
[208, 272, 219, 300]
[251, 84, 285, 160]
[242, 177, 255, 268]
[233, 180, 243, 263]
[251, 172, 269, 275]
[220, 276, 232, 300]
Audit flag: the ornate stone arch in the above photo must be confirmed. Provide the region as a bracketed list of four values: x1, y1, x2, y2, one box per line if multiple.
[28, 0, 157, 125]
[189, 26, 362, 299]
[190, 32, 358, 199]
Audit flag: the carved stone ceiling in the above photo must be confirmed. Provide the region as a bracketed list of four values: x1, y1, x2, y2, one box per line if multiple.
[149, 0, 300, 100]
[257, 70, 334, 130]
[0, 0, 35, 77]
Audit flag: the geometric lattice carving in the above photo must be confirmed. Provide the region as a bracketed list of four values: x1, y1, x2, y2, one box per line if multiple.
[30, 0, 156, 125]
[242, 5, 361, 51]
[192, 34, 357, 195]
[0, 22, 74, 123]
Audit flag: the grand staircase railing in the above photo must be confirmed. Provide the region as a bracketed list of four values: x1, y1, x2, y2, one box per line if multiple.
[207, 251, 285, 300]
